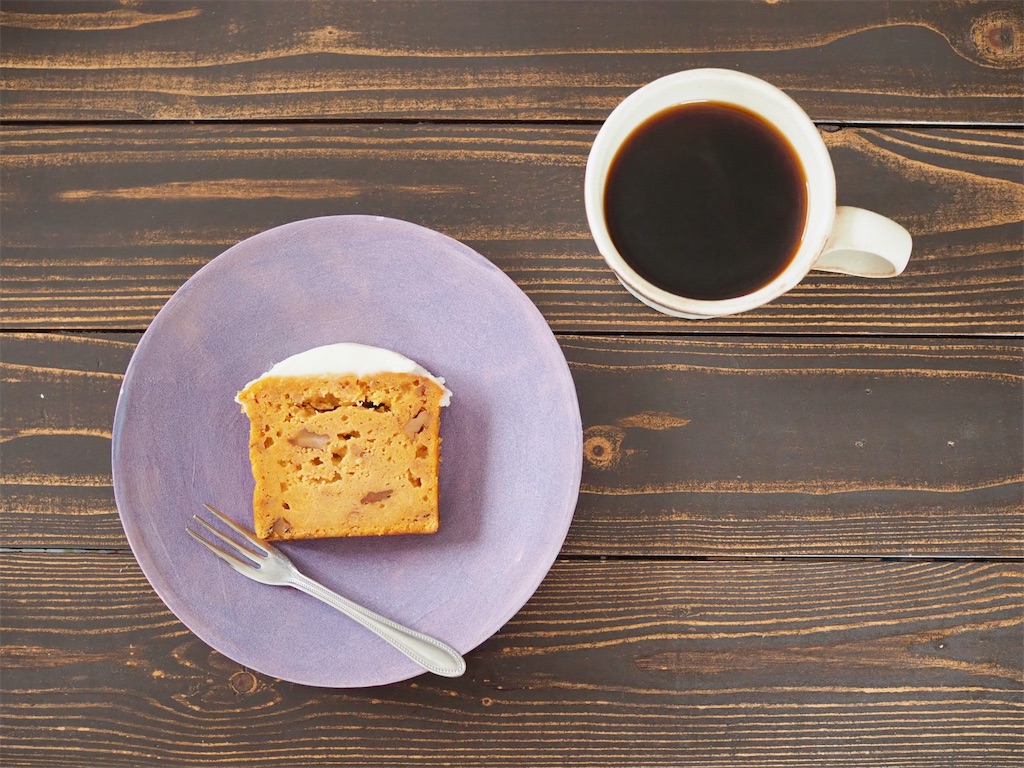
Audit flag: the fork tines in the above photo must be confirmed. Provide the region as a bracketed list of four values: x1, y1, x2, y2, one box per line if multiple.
[186, 505, 267, 573]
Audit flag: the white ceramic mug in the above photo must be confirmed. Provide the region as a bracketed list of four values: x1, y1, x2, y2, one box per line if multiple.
[584, 69, 912, 319]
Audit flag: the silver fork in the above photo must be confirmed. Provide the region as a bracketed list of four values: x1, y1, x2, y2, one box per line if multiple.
[187, 504, 466, 678]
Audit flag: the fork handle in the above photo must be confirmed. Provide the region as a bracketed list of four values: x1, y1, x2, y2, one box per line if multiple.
[289, 572, 466, 678]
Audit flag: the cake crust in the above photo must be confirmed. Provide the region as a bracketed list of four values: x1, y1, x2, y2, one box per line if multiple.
[237, 372, 444, 540]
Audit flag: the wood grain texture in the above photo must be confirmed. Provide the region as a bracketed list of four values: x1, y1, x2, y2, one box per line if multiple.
[1, 552, 1021, 767]
[2, 124, 1021, 333]
[4, 333, 1021, 556]
[3, 4, 1022, 766]
[1, 0, 1022, 123]
[567, 335, 1024, 557]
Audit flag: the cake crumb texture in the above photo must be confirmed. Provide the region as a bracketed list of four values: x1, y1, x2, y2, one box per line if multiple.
[237, 372, 444, 540]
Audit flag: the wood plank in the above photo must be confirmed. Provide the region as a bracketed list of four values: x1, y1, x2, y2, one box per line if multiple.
[2, 124, 1022, 334]
[1, 552, 1021, 767]
[2, 0, 1022, 123]
[566, 335, 1024, 557]
[3, 333, 1021, 557]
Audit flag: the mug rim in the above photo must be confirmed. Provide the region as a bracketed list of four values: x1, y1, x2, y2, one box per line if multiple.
[585, 68, 837, 318]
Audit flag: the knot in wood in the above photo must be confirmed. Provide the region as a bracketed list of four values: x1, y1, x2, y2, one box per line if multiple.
[229, 670, 258, 695]
[583, 425, 625, 470]
[971, 10, 1023, 66]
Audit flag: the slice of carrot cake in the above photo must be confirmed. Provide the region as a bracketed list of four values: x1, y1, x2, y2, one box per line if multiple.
[236, 343, 451, 540]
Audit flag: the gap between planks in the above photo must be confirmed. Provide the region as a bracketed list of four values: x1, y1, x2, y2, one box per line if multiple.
[0, 118, 1022, 129]
[1, 329, 1022, 341]
[1, 547, 1020, 563]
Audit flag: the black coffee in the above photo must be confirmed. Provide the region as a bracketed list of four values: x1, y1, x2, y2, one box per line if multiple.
[604, 101, 808, 301]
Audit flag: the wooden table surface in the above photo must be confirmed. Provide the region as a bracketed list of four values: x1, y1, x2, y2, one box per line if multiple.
[2, 1, 1022, 765]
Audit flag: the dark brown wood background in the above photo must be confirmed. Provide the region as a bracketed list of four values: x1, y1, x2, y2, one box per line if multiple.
[1, 2, 1021, 766]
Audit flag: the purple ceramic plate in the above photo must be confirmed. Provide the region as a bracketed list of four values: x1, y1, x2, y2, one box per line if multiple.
[112, 216, 582, 688]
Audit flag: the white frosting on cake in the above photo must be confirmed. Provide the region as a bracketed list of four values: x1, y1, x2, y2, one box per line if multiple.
[241, 343, 451, 406]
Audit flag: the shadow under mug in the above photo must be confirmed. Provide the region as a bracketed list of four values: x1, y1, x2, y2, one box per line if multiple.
[584, 69, 913, 319]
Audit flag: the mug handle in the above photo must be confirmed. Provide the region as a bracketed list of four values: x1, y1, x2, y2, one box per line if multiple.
[812, 206, 912, 278]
